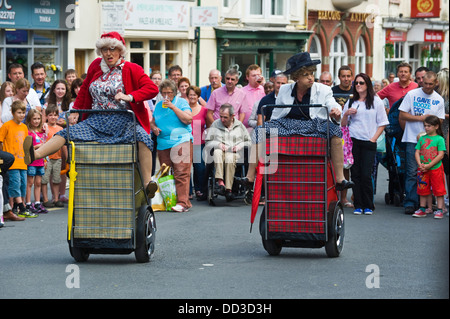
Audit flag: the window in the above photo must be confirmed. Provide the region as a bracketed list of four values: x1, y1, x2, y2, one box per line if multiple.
[248, 0, 285, 18]
[309, 35, 322, 76]
[250, 0, 263, 15]
[128, 39, 180, 77]
[329, 36, 348, 83]
[384, 41, 405, 78]
[354, 37, 366, 75]
[1, 29, 61, 82]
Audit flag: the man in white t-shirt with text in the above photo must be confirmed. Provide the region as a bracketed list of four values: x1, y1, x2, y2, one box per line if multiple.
[399, 71, 445, 214]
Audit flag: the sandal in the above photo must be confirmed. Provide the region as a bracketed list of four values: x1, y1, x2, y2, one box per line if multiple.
[343, 201, 354, 208]
[195, 191, 204, 198]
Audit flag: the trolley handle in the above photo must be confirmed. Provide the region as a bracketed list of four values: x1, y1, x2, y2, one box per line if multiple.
[65, 109, 137, 144]
[261, 104, 329, 121]
[260, 104, 331, 145]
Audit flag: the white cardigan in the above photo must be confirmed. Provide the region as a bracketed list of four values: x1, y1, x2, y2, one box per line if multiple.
[272, 82, 341, 120]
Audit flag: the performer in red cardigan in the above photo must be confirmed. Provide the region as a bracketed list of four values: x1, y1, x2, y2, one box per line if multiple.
[23, 32, 159, 196]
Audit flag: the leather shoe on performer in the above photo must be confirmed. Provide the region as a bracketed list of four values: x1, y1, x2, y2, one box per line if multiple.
[146, 181, 158, 199]
[23, 136, 35, 165]
[335, 179, 354, 191]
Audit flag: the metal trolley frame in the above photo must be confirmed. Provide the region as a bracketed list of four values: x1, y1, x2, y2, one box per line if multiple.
[66, 109, 156, 263]
[252, 104, 345, 257]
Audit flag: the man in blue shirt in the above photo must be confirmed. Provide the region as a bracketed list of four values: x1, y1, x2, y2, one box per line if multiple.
[200, 69, 224, 102]
[31, 62, 51, 108]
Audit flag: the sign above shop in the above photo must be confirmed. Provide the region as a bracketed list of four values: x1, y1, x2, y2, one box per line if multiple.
[123, 0, 190, 31]
[0, 0, 75, 30]
[386, 29, 407, 42]
[424, 29, 444, 42]
[317, 10, 374, 23]
[191, 6, 218, 27]
[411, 0, 440, 18]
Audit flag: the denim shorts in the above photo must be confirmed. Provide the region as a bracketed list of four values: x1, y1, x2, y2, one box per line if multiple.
[8, 169, 27, 198]
[27, 165, 45, 177]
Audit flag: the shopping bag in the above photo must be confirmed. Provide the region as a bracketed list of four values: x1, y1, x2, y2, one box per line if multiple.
[157, 164, 177, 211]
[150, 165, 167, 212]
[341, 126, 353, 169]
[376, 131, 386, 153]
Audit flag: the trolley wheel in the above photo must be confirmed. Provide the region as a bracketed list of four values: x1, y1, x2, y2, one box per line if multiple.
[384, 193, 391, 205]
[207, 176, 216, 206]
[135, 205, 156, 263]
[259, 209, 282, 256]
[325, 201, 345, 258]
[69, 245, 90, 262]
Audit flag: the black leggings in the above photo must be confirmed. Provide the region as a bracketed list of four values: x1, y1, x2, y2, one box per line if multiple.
[350, 138, 377, 210]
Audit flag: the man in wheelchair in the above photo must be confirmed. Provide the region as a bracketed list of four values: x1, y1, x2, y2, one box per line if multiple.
[205, 103, 251, 201]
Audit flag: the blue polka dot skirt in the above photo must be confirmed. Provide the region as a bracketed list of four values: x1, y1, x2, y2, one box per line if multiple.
[57, 112, 153, 151]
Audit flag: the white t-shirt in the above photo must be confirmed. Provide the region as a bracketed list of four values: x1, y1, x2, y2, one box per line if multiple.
[399, 88, 445, 143]
[342, 96, 389, 141]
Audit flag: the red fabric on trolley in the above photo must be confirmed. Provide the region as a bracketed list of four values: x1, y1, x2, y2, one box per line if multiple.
[259, 135, 338, 234]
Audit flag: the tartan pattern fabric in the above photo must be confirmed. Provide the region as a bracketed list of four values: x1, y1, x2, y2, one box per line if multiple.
[264, 136, 333, 234]
[69, 142, 136, 164]
[266, 135, 328, 157]
[72, 142, 137, 239]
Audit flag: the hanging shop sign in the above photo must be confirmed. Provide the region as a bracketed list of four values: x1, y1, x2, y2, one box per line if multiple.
[411, 0, 440, 18]
[424, 30, 444, 42]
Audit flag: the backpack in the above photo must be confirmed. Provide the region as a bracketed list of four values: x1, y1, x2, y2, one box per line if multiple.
[385, 97, 404, 137]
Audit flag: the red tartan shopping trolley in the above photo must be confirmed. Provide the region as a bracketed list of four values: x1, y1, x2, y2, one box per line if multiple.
[251, 105, 344, 257]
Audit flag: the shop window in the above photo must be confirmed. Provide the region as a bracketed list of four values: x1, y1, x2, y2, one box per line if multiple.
[1, 29, 61, 83]
[384, 42, 405, 78]
[354, 37, 366, 76]
[329, 35, 348, 83]
[33, 31, 56, 46]
[421, 43, 443, 73]
[150, 40, 178, 76]
[6, 30, 28, 45]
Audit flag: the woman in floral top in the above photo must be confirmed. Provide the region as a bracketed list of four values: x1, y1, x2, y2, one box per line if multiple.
[23, 32, 159, 197]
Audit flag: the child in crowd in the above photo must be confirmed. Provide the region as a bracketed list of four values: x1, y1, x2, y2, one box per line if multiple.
[0, 81, 15, 127]
[34, 105, 67, 208]
[44, 79, 72, 128]
[25, 109, 48, 214]
[0, 100, 37, 218]
[413, 115, 447, 219]
[64, 69, 77, 87]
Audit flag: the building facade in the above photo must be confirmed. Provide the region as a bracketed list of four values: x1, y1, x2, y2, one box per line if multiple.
[2, 0, 447, 87]
[0, 0, 75, 82]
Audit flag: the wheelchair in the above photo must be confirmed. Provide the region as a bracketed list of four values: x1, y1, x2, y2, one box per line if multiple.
[204, 145, 250, 206]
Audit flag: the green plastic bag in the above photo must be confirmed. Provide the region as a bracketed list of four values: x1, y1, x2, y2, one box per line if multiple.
[158, 165, 177, 211]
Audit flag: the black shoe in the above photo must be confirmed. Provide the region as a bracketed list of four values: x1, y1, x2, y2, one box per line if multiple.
[23, 136, 35, 165]
[225, 190, 234, 202]
[336, 179, 354, 191]
[404, 206, 415, 215]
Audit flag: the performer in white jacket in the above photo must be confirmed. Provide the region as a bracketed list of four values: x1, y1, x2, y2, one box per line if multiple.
[243, 52, 353, 192]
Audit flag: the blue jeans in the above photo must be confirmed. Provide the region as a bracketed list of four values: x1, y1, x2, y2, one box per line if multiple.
[404, 142, 419, 208]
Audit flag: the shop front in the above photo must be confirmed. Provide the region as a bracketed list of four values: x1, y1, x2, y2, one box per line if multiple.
[119, 0, 194, 80]
[306, 9, 374, 84]
[0, 0, 75, 82]
[214, 28, 311, 84]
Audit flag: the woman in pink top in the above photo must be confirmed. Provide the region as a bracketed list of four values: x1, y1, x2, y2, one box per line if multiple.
[188, 85, 207, 200]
